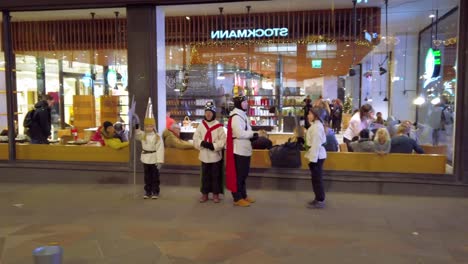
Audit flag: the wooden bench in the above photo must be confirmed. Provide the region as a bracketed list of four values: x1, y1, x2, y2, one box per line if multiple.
[164, 148, 447, 175]
[12, 144, 129, 163]
[2, 144, 447, 175]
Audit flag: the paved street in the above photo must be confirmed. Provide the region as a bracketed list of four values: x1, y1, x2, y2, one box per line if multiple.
[1, 184, 468, 263]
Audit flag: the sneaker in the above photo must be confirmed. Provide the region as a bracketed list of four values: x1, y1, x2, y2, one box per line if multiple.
[151, 194, 159, 200]
[213, 194, 221, 203]
[234, 199, 250, 207]
[199, 194, 209, 203]
[307, 200, 325, 209]
[143, 195, 150, 199]
[245, 196, 256, 203]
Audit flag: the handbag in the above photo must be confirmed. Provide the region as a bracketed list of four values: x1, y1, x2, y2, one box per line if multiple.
[269, 140, 302, 168]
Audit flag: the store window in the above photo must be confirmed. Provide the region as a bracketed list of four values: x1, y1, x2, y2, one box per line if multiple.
[163, 0, 459, 175]
[10, 9, 129, 162]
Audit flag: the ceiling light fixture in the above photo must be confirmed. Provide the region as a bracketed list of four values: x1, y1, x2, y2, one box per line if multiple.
[378, 0, 389, 76]
[413, 96, 426, 105]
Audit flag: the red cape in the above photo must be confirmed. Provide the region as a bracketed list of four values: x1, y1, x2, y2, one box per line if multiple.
[225, 116, 238, 193]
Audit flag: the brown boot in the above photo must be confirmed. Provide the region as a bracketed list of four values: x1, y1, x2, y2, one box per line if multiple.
[199, 194, 208, 203]
[213, 194, 221, 203]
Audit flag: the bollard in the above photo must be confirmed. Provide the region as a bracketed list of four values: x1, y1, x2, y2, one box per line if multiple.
[32, 246, 63, 264]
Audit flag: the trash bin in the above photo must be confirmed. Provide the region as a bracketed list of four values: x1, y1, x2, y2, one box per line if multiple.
[33, 246, 63, 264]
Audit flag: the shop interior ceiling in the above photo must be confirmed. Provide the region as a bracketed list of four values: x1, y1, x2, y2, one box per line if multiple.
[5, 0, 458, 81]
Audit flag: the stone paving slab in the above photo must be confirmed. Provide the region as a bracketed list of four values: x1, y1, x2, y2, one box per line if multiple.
[0, 184, 468, 263]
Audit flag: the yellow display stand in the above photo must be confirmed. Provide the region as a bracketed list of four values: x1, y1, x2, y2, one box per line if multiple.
[16, 144, 129, 163]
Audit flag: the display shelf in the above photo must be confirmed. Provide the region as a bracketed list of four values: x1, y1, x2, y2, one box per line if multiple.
[172, 115, 205, 118]
[166, 105, 205, 108]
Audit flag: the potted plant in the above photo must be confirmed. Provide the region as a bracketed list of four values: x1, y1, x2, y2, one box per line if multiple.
[342, 96, 353, 129]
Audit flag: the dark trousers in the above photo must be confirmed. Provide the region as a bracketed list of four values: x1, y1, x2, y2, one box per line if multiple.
[231, 154, 251, 202]
[201, 161, 222, 195]
[332, 118, 342, 133]
[308, 159, 326, 202]
[143, 164, 160, 195]
[31, 138, 48, 144]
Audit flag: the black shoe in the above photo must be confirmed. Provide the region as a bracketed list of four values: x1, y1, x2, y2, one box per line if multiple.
[307, 200, 325, 209]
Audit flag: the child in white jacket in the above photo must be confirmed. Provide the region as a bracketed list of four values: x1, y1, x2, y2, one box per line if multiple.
[305, 107, 327, 209]
[193, 102, 226, 203]
[135, 117, 164, 199]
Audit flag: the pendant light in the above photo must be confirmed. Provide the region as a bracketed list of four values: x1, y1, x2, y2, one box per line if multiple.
[113, 11, 121, 90]
[349, 0, 357, 76]
[378, 0, 389, 76]
[90, 12, 97, 81]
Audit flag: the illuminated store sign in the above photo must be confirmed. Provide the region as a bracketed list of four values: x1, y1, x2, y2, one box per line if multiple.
[211, 28, 288, 40]
[423, 48, 442, 89]
[425, 48, 441, 78]
[311, 60, 322, 69]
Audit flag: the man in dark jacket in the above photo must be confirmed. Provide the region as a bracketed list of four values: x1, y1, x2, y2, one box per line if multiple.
[30, 94, 55, 144]
[390, 125, 424, 154]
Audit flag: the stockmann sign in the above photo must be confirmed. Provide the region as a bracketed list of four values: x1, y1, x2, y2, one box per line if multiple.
[210, 28, 289, 40]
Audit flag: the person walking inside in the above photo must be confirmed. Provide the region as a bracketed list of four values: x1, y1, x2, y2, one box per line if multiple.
[193, 101, 226, 203]
[331, 99, 343, 134]
[305, 107, 327, 209]
[343, 104, 374, 152]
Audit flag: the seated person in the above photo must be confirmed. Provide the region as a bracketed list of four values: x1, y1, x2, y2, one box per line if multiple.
[289, 126, 306, 150]
[390, 125, 424, 154]
[114, 122, 129, 142]
[323, 124, 338, 152]
[90, 126, 105, 146]
[100, 121, 129, 150]
[350, 129, 376, 153]
[162, 123, 195, 149]
[251, 130, 273, 150]
[374, 128, 391, 154]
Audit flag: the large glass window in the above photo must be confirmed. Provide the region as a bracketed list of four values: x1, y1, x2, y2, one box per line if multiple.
[162, 0, 459, 175]
[9, 9, 129, 162]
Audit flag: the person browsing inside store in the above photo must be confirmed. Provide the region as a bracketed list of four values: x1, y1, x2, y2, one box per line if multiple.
[29, 94, 55, 144]
[343, 104, 374, 152]
[193, 101, 226, 203]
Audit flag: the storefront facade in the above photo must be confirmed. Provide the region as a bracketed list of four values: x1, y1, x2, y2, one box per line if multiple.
[1, 0, 468, 184]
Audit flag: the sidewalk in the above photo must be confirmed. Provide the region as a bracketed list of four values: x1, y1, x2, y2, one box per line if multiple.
[1, 184, 467, 263]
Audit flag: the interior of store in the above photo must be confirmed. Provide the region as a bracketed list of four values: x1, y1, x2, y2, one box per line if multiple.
[0, 0, 459, 164]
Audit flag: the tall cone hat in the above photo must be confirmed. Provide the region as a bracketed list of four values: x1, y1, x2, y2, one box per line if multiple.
[144, 98, 156, 125]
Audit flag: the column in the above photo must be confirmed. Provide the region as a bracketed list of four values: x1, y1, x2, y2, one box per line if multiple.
[2, 11, 16, 161]
[454, 0, 468, 183]
[127, 5, 166, 163]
